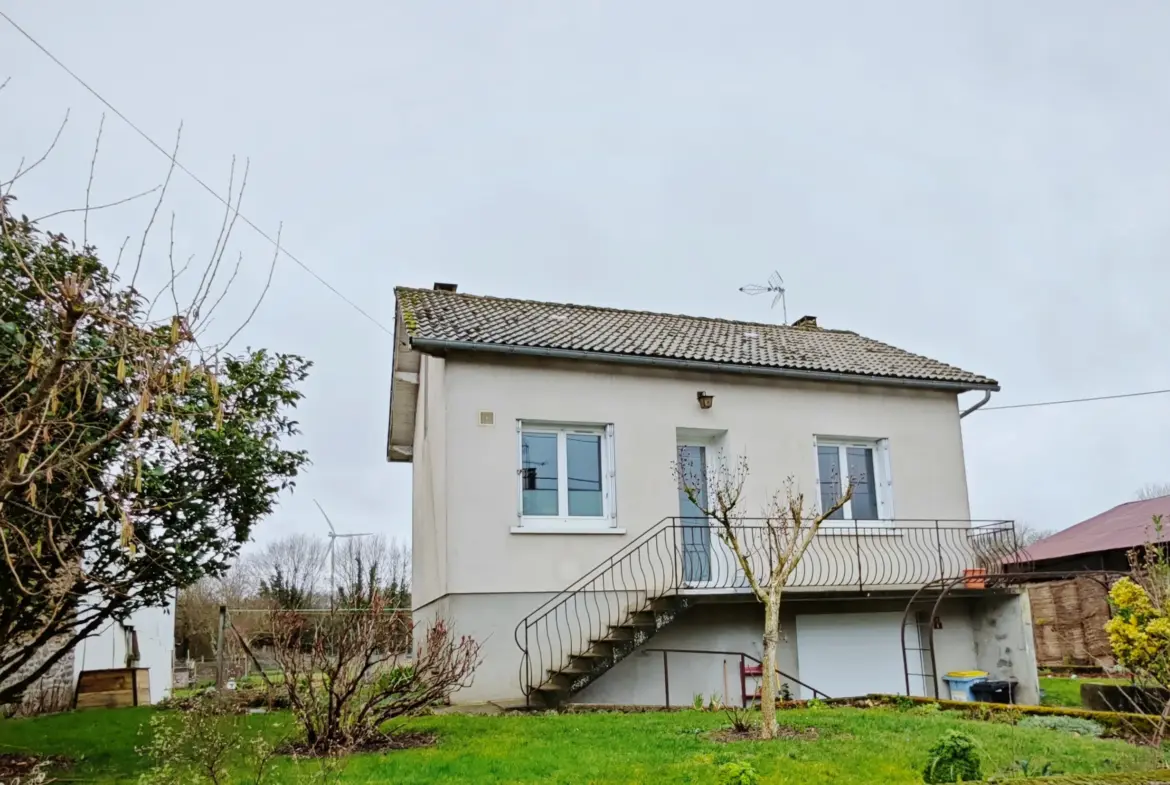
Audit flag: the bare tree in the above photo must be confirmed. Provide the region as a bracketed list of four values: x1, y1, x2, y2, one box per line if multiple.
[1014, 522, 1055, 549]
[674, 453, 851, 739]
[176, 558, 257, 659]
[1136, 483, 1170, 502]
[254, 534, 327, 609]
[333, 535, 411, 609]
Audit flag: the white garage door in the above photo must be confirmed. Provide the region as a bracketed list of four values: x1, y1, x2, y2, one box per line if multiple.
[795, 612, 923, 699]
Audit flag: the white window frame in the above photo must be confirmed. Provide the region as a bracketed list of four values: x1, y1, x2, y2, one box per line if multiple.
[813, 437, 894, 527]
[513, 421, 621, 534]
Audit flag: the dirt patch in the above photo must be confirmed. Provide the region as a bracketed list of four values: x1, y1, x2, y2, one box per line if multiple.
[278, 731, 437, 757]
[0, 753, 70, 781]
[707, 725, 819, 743]
[158, 687, 291, 713]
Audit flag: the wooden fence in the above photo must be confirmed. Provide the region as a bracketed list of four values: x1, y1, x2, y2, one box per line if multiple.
[1027, 577, 1113, 667]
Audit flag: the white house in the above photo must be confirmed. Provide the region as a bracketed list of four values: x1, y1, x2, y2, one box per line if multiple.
[387, 284, 1039, 707]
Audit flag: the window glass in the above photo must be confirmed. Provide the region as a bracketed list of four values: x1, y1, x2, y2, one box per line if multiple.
[817, 445, 844, 520]
[567, 433, 603, 516]
[846, 446, 879, 520]
[521, 431, 558, 516]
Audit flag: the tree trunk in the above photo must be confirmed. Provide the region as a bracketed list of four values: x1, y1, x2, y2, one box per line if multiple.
[759, 593, 781, 739]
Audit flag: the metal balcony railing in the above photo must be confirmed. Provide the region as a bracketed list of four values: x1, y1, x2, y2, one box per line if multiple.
[515, 518, 1018, 699]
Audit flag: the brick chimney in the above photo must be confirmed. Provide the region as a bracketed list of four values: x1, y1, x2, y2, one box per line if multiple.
[792, 315, 818, 329]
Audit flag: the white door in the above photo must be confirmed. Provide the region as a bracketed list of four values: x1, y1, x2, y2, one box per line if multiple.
[794, 612, 924, 699]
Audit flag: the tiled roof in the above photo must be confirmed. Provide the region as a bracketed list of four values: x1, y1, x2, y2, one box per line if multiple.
[1006, 496, 1170, 564]
[394, 287, 998, 389]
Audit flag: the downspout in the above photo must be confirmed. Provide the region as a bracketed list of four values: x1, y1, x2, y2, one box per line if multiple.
[959, 390, 992, 419]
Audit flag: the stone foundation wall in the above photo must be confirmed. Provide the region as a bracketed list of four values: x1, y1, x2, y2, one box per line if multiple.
[0, 638, 76, 716]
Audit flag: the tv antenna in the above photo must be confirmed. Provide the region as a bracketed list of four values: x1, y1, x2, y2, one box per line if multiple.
[315, 499, 373, 609]
[739, 271, 788, 325]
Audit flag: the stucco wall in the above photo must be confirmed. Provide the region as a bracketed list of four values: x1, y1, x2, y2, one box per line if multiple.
[411, 355, 448, 610]
[417, 591, 559, 704]
[430, 592, 984, 706]
[972, 591, 1041, 705]
[575, 598, 980, 706]
[438, 354, 973, 596]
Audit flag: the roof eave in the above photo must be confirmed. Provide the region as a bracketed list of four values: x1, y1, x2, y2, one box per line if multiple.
[386, 309, 421, 463]
[407, 338, 1001, 393]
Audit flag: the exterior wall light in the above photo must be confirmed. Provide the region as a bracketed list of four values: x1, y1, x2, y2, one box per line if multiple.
[697, 391, 714, 410]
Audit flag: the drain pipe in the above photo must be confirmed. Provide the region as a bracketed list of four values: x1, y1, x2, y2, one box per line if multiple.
[959, 390, 992, 419]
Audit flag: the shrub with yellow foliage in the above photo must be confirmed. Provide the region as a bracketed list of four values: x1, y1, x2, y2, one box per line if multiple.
[1106, 577, 1170, 684]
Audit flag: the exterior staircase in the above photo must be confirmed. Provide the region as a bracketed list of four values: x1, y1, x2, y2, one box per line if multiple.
[532, 596, 692, 707]
[514, 517, 1019, 707]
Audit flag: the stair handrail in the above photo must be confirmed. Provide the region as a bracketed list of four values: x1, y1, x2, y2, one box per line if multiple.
[515, 516, 675, 626]
[642, 647, 831, 702]
[514, 516, 678, 696]
[514, 517, 1019, 698]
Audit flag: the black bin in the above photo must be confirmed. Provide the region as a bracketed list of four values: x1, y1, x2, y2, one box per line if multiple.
[969, 680, 1018, 704]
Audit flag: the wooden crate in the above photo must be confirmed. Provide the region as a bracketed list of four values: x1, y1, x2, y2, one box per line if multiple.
[75, 668, 151, 709]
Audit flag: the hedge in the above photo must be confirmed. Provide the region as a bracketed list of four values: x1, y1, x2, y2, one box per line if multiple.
[856, 695, 1162, 738]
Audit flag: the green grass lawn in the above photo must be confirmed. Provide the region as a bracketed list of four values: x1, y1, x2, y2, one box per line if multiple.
[1040, 676, 1131, 708]
[0, 704, 1161, 784]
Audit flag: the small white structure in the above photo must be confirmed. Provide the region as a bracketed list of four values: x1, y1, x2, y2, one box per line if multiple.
[388, 284, 1039, 707]
[2, 593, 176, 711]
[72, 595, 176, 705]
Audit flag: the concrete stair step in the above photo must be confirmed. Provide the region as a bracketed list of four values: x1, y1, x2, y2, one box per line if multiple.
[531, 595, 696, 708]
[548, 666, 594, 677]
[612, 618, 657, 629]
[594, 633, 634, 644]
[571, 651, 611, 660]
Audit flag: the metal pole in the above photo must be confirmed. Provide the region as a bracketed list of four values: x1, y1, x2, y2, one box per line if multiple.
[663, 650, 670, 708]
[215, 605, 227, 689]
[740, 654, 747, 707]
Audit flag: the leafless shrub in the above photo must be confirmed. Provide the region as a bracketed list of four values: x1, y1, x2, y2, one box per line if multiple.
[1, 681, 72, 718]
[725, 702, 757, 734]
[138, 690, 347, 784]
[268, 591, 480, 754]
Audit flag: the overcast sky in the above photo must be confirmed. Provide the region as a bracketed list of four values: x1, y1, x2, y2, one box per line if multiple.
[3, 2, 1169, 547]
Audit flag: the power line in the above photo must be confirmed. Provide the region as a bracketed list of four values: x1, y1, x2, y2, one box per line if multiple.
[11, 10, 1168, 405]
[0, 10, 392, 336]
[980, 387, 1170, 412]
